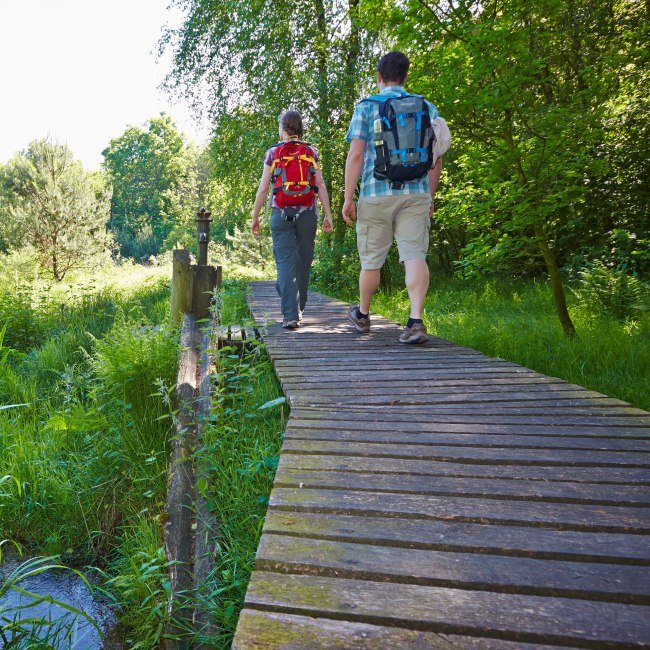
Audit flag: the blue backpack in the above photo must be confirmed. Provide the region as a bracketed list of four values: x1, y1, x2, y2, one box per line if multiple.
[361, 92, 436, 190]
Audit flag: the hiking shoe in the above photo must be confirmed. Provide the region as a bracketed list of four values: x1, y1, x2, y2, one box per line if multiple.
[347, 304, 370, 333]
[282, 319, 299, 329]
[399, 322, 429, 344]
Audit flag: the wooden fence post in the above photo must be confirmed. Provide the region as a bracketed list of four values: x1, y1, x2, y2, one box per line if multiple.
[171, 249, 192, 326]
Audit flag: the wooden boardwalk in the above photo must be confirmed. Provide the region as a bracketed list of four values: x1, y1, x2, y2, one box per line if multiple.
[232, 281, 650, 649]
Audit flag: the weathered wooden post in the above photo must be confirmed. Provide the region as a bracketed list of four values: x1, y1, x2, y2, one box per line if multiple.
[170, 249, 192, 326]
[170, 208, 222, 323]
[164, 209, 224, 644]
[192, 207, 221, 320]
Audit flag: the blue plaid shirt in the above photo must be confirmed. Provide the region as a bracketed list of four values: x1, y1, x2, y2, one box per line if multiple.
[346, 85, 439, 198]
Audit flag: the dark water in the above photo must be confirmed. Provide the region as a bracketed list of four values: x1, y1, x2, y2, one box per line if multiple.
[0, 558, 119, 649]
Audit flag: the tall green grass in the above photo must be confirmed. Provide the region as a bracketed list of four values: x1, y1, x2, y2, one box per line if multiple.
[329, 276, 649, 410]
[1, 261, 285, 648]
[193, 280, 284, 649]
[0, 256, 178, 645]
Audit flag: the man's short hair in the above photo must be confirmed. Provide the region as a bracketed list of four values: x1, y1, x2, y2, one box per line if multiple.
[279, 110, 303, 137]
[377, 51, 410, 84]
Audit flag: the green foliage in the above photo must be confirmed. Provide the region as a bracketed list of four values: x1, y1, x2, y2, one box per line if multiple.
[0, 139, 113, 280]
[102, 114, 203, 259]
[0, 261, 175, 644]
[100, 519, 171, 649]
[191, 281, 284, 648]
[92, 314, 178, 425]
[573, 261, 648, 321]
[162, 0, 378, 247]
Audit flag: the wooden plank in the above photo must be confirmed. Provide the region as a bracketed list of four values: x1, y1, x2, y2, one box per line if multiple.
[288, 396, 637, 412]
[272, 467, 650, 505]
[277, 361, 522, 375]
[243, 324, 257, 342]
[263, 510, 650, 563]
[278, 453, 650, 484]
[230, 324, 244, 341]
[285, 416, 650, 439]
[290, 408, 650, 428]
[255, 535, 650, 602]
[281, 439, 650, 467]
[275, 380, 585, 393]
[273, 354, 490, 367]
[234, 609, 568, 650]
[281, 368, 543, 382]
[269, 487, 650, 532]
[243, 572, 650, 646]
[283, 426, 650, 451]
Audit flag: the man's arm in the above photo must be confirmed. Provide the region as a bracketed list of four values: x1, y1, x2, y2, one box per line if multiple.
[342, 138, 365, 224]
[251, 165, 272, 235]
[427, 158, 442, 219]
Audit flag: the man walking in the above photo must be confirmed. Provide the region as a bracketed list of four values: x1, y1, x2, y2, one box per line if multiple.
[343, 51, 451, 343]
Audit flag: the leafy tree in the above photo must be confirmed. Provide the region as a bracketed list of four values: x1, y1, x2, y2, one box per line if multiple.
[161, 0, 377, 251]
[371, 0, 650, 334]
[102, 114, 200, 258]
[161, 0, 649, 335]
[0, 139, 113, 281]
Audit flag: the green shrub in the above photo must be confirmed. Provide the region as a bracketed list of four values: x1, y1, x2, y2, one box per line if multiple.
[102, 518, 170, 650]
[574, 261, 647, 320]
[91, 313, 178, 420]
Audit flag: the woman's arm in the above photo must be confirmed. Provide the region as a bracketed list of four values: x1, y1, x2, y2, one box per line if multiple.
[314, 169, 333, 233]
[251, 165, 273, 235]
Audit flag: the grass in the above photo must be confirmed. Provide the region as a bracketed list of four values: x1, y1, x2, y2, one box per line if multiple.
[323, 275, 650, 411]
[0, 254, 178, 646]
[0, 254, 284, 648]
[191, 280, 285, 648]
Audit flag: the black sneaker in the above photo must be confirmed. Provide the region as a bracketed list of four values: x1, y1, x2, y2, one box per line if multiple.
[347, 304, 370, 333]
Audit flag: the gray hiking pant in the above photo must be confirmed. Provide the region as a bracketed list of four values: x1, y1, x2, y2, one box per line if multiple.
[270, 207, 318, 321]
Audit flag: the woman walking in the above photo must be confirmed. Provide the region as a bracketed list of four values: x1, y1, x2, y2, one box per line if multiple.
[251, 110, 333, 328]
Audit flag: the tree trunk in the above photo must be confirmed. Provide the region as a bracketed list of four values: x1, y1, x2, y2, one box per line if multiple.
[533, 222, 576, 336]
[334, 0, 361, 246]
[502, 109, 576, 337]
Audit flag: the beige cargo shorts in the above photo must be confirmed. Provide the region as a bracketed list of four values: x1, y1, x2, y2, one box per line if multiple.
[356, 194, 432, 270]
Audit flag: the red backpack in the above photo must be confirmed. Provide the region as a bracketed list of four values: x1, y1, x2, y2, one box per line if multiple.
[270, 141, 318, 209]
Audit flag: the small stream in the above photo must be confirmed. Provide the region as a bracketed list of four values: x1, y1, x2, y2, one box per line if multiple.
[0, 557, 120, 648]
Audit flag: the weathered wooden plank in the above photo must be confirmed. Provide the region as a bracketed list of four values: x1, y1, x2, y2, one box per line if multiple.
[278, 361, 522, 376]
[243, 572, 650, 646]
[255, 535, 650, 602]
[282, 368, 542, 382]
[286, 416, 650, 439]
[288, 397, 638, 413]
[263, 511, 650, 563]
[284, 426, 650, 451]
[270, 487, 650, 532]
[276, 379, 581, 393]
[230, 324, 244, 341]
[273, 467, 650, 505]
[281, 439, 650, 467]
[273, 354, 490, 367]
[278, 453, 650, 484]
[290, 408, 650, 428]
[233, 609, 569, 650]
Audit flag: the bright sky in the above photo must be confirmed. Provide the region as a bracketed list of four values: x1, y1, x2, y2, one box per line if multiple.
[0, 0, 209, 169]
